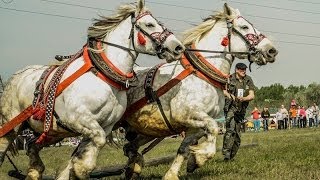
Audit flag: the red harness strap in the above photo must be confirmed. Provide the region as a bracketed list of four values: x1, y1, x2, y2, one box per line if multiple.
[181, 55, 225, 90]
[0, 46, 128, 138]
[83, 46, 128, 90]
[190, 43, 229, 79]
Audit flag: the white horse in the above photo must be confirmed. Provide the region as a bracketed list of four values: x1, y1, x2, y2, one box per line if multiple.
[0, 0, 184, 179]
[119, 3, 278, 180]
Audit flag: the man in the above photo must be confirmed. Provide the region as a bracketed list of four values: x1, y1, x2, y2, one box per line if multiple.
[222, 62, 255, 161]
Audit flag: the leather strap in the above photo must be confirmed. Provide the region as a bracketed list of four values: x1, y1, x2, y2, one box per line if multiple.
[122, 63, 194, 121]
[144, 64, 177, 133]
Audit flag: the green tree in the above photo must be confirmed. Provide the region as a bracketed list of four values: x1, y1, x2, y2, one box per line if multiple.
[305, 83, 320, 105]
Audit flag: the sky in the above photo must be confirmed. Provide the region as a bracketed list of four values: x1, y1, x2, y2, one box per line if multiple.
[0, 0, 319, 88]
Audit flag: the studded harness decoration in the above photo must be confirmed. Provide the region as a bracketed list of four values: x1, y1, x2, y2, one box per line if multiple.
[33, 50, 83, 143]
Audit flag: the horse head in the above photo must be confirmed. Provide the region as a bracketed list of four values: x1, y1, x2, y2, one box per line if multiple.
[87, 0, 184, 64]
[183, 3, 278, 72]
[223, 3, 278, 65]
[133, 0, 185, 61]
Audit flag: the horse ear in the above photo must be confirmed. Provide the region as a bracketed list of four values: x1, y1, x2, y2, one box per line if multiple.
[223, 3, 232, 16]
[137, 0, 145, 13]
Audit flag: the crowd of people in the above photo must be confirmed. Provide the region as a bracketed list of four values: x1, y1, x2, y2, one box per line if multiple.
[250, 100, 319, 132]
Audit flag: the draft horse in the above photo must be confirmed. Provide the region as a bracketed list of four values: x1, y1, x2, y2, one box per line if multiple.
[0, 0, 184, 179]
[120, 3, 278, 180]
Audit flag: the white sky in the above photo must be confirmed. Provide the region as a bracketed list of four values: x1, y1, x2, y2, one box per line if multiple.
[0, 0, 319, 87]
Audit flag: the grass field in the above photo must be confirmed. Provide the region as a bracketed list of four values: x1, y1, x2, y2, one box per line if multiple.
[1, 128, 320, 179]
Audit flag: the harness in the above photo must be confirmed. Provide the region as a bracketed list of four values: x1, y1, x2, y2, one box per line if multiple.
[122, 51, 226, 133]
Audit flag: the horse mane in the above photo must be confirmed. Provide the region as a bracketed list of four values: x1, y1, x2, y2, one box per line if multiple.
[88, 3, 147, 39]
[182, 11, 233, 46]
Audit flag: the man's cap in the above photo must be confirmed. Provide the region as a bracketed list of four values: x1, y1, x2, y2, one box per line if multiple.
[235, 63, 248, 69]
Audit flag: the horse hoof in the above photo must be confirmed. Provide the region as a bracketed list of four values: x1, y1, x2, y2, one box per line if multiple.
[26, 169, 41, 180]
[125, 165, 141, 180]
[163, 170, 179, 180]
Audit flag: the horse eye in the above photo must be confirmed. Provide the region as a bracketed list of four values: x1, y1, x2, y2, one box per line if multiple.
[146, 23, 155, 28]
[241, 25, 249, 30]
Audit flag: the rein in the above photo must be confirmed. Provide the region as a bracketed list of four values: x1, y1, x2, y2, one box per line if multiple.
[185, 48, 249, 55]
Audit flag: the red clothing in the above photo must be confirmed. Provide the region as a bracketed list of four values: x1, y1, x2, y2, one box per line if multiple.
[299, 108, 306, 118]
[251, 110, 260, 120]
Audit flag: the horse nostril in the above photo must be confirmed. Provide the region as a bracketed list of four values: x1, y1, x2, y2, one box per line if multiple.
[175, 45, 184, 53]
[268, 47, 278, 56]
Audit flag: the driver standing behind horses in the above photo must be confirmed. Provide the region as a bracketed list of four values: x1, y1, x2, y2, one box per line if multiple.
[222, 62, 255, 161]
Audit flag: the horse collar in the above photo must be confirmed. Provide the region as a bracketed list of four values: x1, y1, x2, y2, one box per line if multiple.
[184, 45, 229, 85]
[87, 40, 138, 89]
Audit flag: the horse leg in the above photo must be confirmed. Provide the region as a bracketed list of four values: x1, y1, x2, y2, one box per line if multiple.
[188, 112, 218, 168]
[163, 130, 205, 180]
[166, 111, 219, 179]
[25, 141, 44, 180]
[57, 125, 106, 180]
[25, 137, 64, 180]
[123, 134, 155, 180]
[0, 131, 16, 166]
[186, 131, 206, 173]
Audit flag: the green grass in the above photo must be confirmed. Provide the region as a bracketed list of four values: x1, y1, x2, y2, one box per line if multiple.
[1, 128, 320, 179]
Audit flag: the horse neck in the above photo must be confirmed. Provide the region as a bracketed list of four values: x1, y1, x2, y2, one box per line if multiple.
[103, 17, 134, 74]
[195, 21, 232, 75]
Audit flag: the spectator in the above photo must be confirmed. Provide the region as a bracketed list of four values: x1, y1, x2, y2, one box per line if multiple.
[299, 106, 307, 128]
[280, 104, 289, 129]
[306, 106, 314, 128]
[261, 107, 270, 131]
[289, 104, 298, 128]
[251, 107, 261, 132]
[297, 105, 302, 128]
[276, 109, 284, 130]
[312, 103, 319, 127]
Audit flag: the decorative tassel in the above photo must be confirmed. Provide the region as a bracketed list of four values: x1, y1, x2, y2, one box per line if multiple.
[35, 132, 47, 144]
[32, 107, 45, 120]
[138, 31, 146, 45]
[221, 36, 229, 46]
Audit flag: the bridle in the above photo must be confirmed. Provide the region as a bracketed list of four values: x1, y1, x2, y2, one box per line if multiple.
[91, 11, 173, 60]
[132, 11, 173, 58]
[186, 15, 266, 71]
[228, 16, 265, 62]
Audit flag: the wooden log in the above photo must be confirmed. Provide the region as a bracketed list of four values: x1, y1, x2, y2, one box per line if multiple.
[89, 143, 258, 178]
[10, 143, 258, 179]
